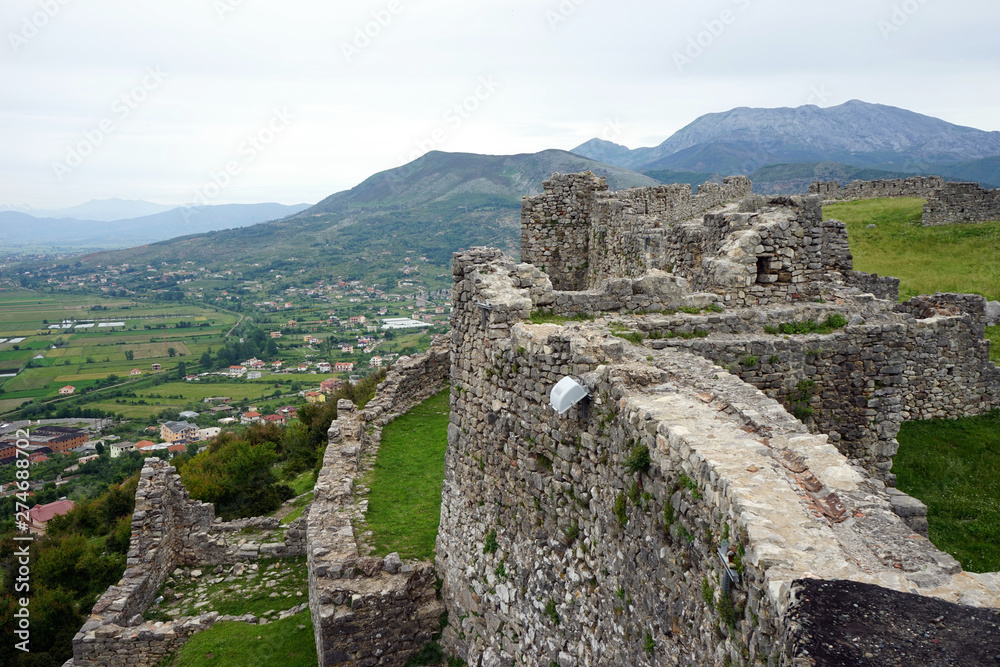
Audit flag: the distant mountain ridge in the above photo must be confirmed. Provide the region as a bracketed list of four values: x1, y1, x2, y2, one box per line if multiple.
[572, 100, 1000, 182]
[0, 203, 310, 250]
[58, 150, 657, 277]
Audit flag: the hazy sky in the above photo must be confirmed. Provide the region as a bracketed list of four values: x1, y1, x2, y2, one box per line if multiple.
[2, 0, 999, 208]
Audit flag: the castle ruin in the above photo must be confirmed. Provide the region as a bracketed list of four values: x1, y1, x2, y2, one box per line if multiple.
[69, 173, 1000, 666]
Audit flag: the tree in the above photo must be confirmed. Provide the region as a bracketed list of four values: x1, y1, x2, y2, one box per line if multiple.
[124, 350, 134, 361]
[167, 347, 176, 357]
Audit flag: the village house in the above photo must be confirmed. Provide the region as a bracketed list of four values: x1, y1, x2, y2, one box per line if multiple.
[160, 421, 197, 443]
[110, 441, 137, 458]
[28, 499, 75, 535]
[151, 363, 161, 371]
[241, 411, 263, 425]
[320, 378, 342, 394]
[247, 371, 262, 380]
[370, 356, 383, 367]
[228, 365, 247, 378]
[129, 369, 142, 376]
[196, 427, 221, 441]
[335, 362, 354, 372]
[316, 362, 331, 373]
[135, 440, 158, 453]
[59, 385, 75, 395]
[265, 414, 287, 425]
[304, 391, 325, 404]
[270, 331, 283, 338]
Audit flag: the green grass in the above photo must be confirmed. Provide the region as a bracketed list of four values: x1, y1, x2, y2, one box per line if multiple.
[158, 610, 316, 667]
[762, 314, 848, 335]
[529, 311, 594, 325]
[825, 198, 1000, 302]
[987, 325, 999, 363]
[363, 386, 450, 560]
[894, 410, 1000, 572]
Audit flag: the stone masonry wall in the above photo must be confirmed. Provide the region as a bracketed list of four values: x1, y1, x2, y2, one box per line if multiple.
[520, 172, 608, 290]
[520, 173, 751, 291]
[438, 249, 1000, 666]
[894, 293, 1000, 420]
[809, 176, 944, 200]
[307, 341, 449, 667]
[922, 181, 1000, 226]
[71, 458, 306, 667]
[586, 177, 752, 286]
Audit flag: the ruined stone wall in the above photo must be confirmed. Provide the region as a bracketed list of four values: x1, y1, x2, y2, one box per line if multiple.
[520, 173, 752, 291]
[307, 341, 449, 667]
[895, 293, 1000, 420]
[922, 181, 1000, 226]
[71, 459, 307, 666]
[586, 177, 752, 286]
[520, 172, 608, 290]
[438, 249, 1000, 666]
[660, 198, 854, 308]
[810, 176, 944, 200]
[653, 325, 906, 482]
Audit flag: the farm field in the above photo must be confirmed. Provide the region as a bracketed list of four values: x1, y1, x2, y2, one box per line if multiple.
[0, 290, 240, 411]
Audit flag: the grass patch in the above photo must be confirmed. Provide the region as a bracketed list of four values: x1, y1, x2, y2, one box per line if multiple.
[895, 410, 1000, 572]
[763, 314, 848, 335]
[158, 610, 315, 667]
[825, 198, 1000, 302]
[363, 386, 450, 560]
[288, 471, 317, 496]
[529, 311, 594, 325]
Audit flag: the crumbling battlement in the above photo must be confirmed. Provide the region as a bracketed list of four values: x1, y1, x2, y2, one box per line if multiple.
[70, 458, 307, 667]
[307, 341, 449, 667]
[520, 172, 751, 291]
[522, 174, 890, 310]
[438, 248, 1000, 665]
[922, 181, 1000, 226]
[809, 176, 945, 200]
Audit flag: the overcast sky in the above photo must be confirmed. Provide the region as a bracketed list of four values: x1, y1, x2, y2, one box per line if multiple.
[2, 0, 998, 209]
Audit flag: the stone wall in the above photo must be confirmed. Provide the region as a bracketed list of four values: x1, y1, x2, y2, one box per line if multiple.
[438, 249, 1000, 665]
[520, 171, 608, 290]
[809, 176, 944, 200]
[894, 293, 1000, 420]
[520, 173, 751, 291]
[307, 340, 449, 667]
[922, 181, 1000, 226]
[70, 459, 307, 666]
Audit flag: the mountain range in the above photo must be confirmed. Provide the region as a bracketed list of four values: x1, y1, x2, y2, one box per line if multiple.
[11, 100, 1000, 281]
[573, 100, 1000, 183]
[0, 202, 310, 251]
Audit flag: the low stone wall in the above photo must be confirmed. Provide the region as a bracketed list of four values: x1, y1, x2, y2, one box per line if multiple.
[922, 181, 1000, 225]
[307, 340, 449, 667]
[895, 293, 1000, 420]
[810, 176, 944, 200]
[70, 459, 307, 666]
